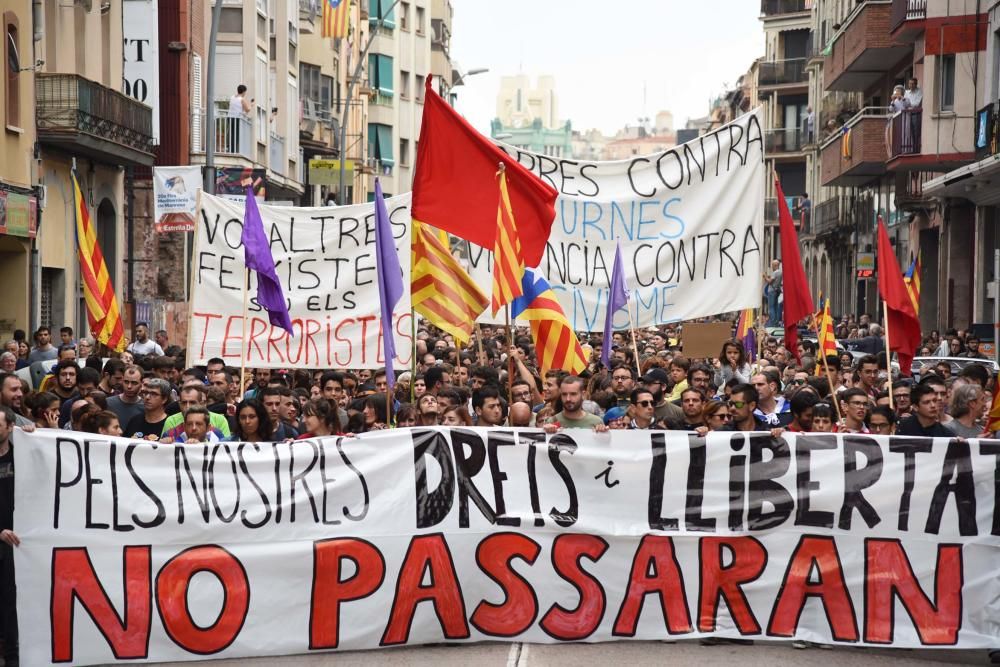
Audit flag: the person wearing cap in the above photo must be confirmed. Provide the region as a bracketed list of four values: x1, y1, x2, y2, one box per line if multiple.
[641, 367, 684, 425]
[603, 406, 628, 429]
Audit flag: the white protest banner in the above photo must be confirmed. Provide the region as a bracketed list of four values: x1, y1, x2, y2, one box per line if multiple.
[153, 167, 202, 233]
[189, 193, 412, 369]
[14, 428, 1000, 665]
[471, 108, 765, 330]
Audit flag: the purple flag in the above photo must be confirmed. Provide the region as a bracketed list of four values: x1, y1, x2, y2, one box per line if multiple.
[241, 187, 293, 335]
[601, 241, 630, 367]
[374, 179, 403, 389]
[743, 327, 758, 363]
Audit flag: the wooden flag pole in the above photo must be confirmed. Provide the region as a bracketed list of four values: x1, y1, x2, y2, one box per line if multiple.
[883, 300, 894, 411]
[505, 306, 514, 407]
[627, 299, 642, 380]
[240, 267, 250, 401]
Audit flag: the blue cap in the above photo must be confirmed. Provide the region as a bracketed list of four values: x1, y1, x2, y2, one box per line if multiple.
[603, 406, 627, 425]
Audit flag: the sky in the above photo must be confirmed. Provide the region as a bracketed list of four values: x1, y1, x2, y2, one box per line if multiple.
[449, 0, 765, 136]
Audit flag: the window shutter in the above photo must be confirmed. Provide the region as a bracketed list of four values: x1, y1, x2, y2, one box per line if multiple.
[190, 53, 203, 151]
[378, 55, 393, 96]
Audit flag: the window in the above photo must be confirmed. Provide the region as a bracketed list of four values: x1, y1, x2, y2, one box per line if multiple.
[415, 74, 425, 102]
[219, 7, 243, 32]
[400, 1, 409, 30]
[415, 6, 425, 34]
[399, 138, 410, 165]
[368, 53, 393, 96]
[400, 70, 410, 98]
[939, 54, 955, 111]
[300, 62, 321, 104]
[5, 12, 20, 128]
[320, 75, 333, 112]
[368, 123, 394, 165]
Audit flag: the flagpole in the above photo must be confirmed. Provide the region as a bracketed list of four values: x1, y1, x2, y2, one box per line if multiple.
[883, 300, 894, 411]
[505, 306, 514, 407]
[627, 298, 642, 380]
[410, 309, 417, 405]
[240, 266, 250, 401]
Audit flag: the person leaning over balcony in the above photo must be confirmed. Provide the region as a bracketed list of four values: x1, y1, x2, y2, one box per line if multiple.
[890, 85, 910, 113]
[228, 84, 253, 118]
[904, 78, 922, 109]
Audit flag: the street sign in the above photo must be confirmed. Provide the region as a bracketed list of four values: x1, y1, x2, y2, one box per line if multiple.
[309, 158, 353, 186]
[857, 252, 875, 279]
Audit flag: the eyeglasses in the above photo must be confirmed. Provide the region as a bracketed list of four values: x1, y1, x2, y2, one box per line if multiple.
[711, 413, 732, 420]
[791, 379, 806, 385]
[728, 400, 748, 409]
[892, 393, 909, 400]
[634, 400, 654, 407]
[847, 401, 868, 408]
[612, 376, 631, 382]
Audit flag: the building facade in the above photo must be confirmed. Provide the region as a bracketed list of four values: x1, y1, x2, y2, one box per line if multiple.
[490, 74, 573, 158]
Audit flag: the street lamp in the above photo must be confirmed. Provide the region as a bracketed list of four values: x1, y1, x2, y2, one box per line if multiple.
[453, 67, 488, 87]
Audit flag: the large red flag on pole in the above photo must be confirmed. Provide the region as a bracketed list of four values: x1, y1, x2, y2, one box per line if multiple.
[411, 75, 558, 267]
[775, 179, 814, 361]
[876, 218, 921, 376]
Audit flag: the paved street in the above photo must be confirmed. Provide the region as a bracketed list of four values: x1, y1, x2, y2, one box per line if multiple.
[135, 641, 990, 666]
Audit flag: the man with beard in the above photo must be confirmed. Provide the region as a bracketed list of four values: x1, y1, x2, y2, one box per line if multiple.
[0, 374, 32, 427]
[50, 359, 78, 403]
[672, 388, 706, 431]
[544, 376, 606, 431]
[641, 368, 684, 425]
[98, 358, 126, 395]
[107, 365, 145, 427]
[609, 365, 635, 411]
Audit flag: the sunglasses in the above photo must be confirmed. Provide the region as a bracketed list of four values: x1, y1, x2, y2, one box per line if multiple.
[634, 400, 654, 407]
[791, 379, 807, 385]
[712, 413, 732, 420]
[728, 400, 748, 409]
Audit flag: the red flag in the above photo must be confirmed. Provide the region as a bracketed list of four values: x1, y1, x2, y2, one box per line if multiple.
[411, 75, 558, 267]
[775, 180, 814, 362]
[876, 218, 921, 376]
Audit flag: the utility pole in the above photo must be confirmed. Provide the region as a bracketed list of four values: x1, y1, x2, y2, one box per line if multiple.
[204, 0, 226, 194]
[338, 0, 402, 205]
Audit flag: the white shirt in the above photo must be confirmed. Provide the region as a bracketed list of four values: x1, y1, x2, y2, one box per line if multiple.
[228, 94, 245, 118]
[904, 88, 922, 108]
[127, 338, 164, 356]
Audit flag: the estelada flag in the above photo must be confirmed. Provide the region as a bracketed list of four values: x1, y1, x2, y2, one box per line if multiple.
[876, 218, 921, 376]
[411, 75, 558, 267]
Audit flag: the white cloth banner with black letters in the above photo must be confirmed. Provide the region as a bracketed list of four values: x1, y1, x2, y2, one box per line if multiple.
[13, 428, 1000, 665]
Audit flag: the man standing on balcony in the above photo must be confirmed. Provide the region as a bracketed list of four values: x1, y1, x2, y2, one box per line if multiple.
[904, 78, 922, 109]
[764, 259, 783, 327]
[228, 84, 253, 151]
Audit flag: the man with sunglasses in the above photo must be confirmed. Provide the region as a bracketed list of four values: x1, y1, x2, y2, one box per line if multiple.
[628, 389, 663, 430]
[721, 384, 769, 431]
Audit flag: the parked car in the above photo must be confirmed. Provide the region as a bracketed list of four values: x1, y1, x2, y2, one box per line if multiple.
[910, 357, 999, 381]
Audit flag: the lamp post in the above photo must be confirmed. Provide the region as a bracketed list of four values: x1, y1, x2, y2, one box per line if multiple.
[338, 0, 403, 206]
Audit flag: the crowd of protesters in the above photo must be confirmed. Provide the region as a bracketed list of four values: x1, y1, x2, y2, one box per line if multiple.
[0, 317, 998, 664]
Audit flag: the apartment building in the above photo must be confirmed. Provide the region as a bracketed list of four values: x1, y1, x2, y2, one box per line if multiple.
[365, 0, 455, 199]
[816, 0, 984, 329]
[924, 1, 1000, 331]
[0, 0, 37, 337]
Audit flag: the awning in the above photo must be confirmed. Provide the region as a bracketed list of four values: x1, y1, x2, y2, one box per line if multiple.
[923, 153, 1000, 206]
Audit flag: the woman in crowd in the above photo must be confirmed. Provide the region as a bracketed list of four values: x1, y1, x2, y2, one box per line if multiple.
[702, 400, 732, 432]
[441, 405, 473, 427]
[603, 406, 628, 429]
[25, 391, 60, 429]
[80, 410, 123, 436]
[361, 394, 393, 431]
[71, 402, 101, 432]
[714, 339, 753, 387]
[299, 398, 340, 438]
[395, 405, 419, 428]
[231, 399, 273, 443]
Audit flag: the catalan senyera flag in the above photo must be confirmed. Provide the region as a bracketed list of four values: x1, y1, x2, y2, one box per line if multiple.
[411, 220, 488, 346]
[511, 269, 587, 375]
[491, 169, 525, 315]
[818, 299, 837, 358]
[903, 250, 921, 316]
[72, 171, 125, 352]
[987, 385, 1000, 433]
[322, 0, 351, 39]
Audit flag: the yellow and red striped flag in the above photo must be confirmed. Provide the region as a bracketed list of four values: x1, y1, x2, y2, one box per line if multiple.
[322, 0, 351, 39]
[491, 168, 525, 315]
[411, 220, 488, 346]
[818, 299, 837, 357]
[903, 250, 921, 316]
[72, 171, 125, 352]
[988, 385, 1000, 434]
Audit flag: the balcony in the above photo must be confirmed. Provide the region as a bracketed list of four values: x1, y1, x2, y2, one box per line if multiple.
[975, 103, 999, 160]
[895, 170, 942, 211]
[764, 196, 806, 228]
[270, 133, 286, 176]
[760, 0, 811, 16]
[765, 128, 805, 154]
[889, 0, 926, 40]
[820, 107, 891, 186]
[887, 108, 921, 161]
[35, 73, 154, 166]
[824, 2, 911, 92]
[758, 58, 808, 88]
[190, 111, 253, 160]
[299, 0, 318, 33]
[813, 195, 848, 236]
